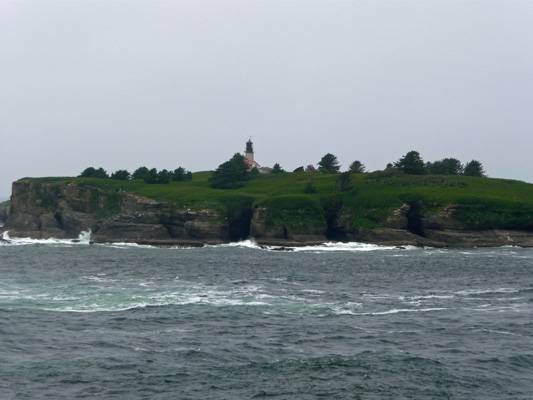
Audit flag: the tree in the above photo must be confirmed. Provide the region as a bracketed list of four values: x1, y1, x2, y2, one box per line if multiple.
[318, 153, 340, 174]
[132, 166, 149, 180]
[427, 158, 463, 175]
[271, 163, 285, 174]
[172, 167, 192, 181]
[348, 160, 366, 174]
[336, 171, 352, 192]
[209, 153, 250, 189]
[92, 167, 109, 179]
[110, 169, 131, 180]
[463, 160, 485, 177]
[394, 151, 426, 175]
[172, 167, 193, 181]
[156, 169, 172, 184]
[78, 167, 108, 179]
[79, 167, 96, 178]
[143, 168, 158, 184]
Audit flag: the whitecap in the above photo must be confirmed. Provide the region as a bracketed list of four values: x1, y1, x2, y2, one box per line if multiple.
[289, 242, 416, 252]
[209, 239, 263, 250]
[456, 287, 519, 296]
[358, 307, 447, 316]
[0, 229, 93, 246]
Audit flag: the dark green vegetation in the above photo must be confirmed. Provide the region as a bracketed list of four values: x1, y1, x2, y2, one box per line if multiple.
[80, 166, 192, 184]
[209, 153, 249, 189]
[348, 160, 366, 174]
[318, 153, 340, 174]
[23, 169, 533, 232]
[393, 151, 485, 177]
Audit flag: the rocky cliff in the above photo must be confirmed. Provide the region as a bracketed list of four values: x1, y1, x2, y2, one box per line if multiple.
[3, 181, 229, 245]
[3, 180, 533, 247]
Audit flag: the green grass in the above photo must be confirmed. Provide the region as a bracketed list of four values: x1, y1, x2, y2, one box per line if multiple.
[256, 195, 327, 230]
[21, 172, 533, 230]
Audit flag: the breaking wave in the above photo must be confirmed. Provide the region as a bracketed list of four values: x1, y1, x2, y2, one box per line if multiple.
[0, 229, 92, 246]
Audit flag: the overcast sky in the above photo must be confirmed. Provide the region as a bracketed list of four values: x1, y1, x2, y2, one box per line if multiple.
[1, 1, 532, 199]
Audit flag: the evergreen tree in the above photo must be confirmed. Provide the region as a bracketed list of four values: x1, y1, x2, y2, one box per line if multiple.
[209, 153, 250, 189]
[463, 160, 485, 177]
[318, 153, 340, 174]
[132, 166, 149, 180]
[110, 169, 131, 180]
[92, 168, 109, 179]
[348, 160, 366, 174]
[394, 151, 426, 175]
[271, 163, 285, 174]
[79, 167, 96, 178]
[172, 167, 191, 181]
[143, 168, 158, 184]
[156, 169, 172, 184]
[427, 158, 463, 175]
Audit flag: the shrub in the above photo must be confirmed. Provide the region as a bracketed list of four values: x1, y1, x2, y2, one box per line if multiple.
[110, 170, 131, 180]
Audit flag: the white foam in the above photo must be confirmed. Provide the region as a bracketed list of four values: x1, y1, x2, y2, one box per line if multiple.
[107, 242, 159, 249]
[289, 242, 414, 252]
[409, 294, 454, 300]
[0, 229, 93, 246]
[456, 287, 519, 296]
[210, 239, 263, 250]
[361, 307, 447, 316]
[208, 240, 416, 252]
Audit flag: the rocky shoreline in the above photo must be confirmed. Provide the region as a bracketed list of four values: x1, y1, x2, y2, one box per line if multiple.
[2, 180, 533, 248]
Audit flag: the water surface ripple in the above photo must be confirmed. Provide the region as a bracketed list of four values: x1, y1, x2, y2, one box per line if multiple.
[1, 239, 532, 399]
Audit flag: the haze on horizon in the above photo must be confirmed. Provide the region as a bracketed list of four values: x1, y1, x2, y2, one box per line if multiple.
[1, 1, 532, 200]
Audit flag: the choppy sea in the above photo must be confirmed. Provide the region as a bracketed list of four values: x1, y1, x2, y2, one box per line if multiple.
[1, 231, 532, 399]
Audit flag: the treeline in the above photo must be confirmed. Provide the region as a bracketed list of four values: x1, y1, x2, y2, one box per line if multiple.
[77, 150, 485, 189]
[208, 150, 486, 191]
[78, 166, 192, 184]
[314, 151, 485, 177]
[388, 151, 485, 177]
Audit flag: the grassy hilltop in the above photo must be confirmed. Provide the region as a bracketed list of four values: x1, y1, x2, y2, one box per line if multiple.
[24, 170, 533, 232]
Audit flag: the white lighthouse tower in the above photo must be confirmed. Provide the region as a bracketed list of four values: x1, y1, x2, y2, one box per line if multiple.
[244, 138, 272, 173]
[245, 138, 254, 163]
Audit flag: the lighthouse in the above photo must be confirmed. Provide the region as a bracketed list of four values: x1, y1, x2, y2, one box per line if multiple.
[244, 138, 261, 170]
[244, 138, 272, 172]
[245, 139, 254, 163]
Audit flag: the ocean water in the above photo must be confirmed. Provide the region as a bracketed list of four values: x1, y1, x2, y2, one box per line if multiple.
[1, 233, 532, 399]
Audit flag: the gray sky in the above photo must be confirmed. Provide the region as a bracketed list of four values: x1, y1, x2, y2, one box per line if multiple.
[1, 1, 532, 199]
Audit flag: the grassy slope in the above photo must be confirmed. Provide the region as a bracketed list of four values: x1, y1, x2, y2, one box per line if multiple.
[22, 171, 533, 230]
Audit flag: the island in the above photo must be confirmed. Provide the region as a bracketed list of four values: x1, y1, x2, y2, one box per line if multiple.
[2, 168, 533, 247]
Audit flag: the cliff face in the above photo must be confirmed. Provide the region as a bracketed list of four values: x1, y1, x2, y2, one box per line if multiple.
[0, 205, 8, 226]
[4, 181, 229, 244]
[324, 203, 533, 247]
[3, 180, 533, 247]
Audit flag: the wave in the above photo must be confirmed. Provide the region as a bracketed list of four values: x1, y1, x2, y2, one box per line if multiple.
[340, 307, 448, 316]
[291, 242, 415, 252]
[211, 240, 414, 252]
[0, 229, 93, 246]
[455, 287, 520, 296]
